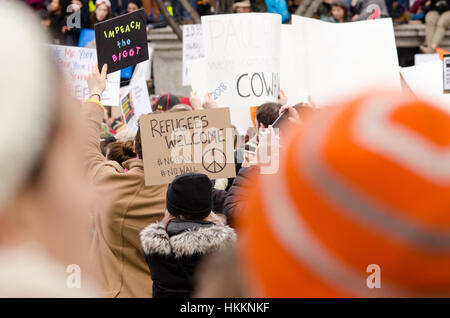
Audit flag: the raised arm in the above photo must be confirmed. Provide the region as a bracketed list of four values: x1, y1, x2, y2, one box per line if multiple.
[80, 64, 116, 177]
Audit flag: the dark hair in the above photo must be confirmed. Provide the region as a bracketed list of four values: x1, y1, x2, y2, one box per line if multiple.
[127, 0, 143, 8]
[106, 140, 135, 165]
[135, 125, 143, 159]
[256, 102, 282, 128]
[40, 9, 51, 20]
[100, 136, 117, 156]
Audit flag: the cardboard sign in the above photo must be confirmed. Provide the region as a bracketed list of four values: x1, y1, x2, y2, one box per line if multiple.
[182, 24, 204, 86]
[201, 13, 281, 129]
[95, 8, 149, 74]
[290, 16, 401, 106]
[119, 76, 152, 132]
[48, 44, 120, 106]
[140, 108, 236, 185]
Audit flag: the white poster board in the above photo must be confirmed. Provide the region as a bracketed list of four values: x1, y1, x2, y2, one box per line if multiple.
[48, 45, 120, 106]
[202, 13, 281, 129]
[187, 57, 207, 103]
[131, 44, 154, 85]
[415, 53, 439, 65]
[182, 24, 204, 86]
[280, 24, 308, 105]
[120, 76, 152, 132]
[291, 16, 401, 107]
[400, 60, 450, 112]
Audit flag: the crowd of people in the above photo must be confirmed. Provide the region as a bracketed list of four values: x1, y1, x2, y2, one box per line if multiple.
[27, 0, 450, 57]
[2, 0, 450, 299]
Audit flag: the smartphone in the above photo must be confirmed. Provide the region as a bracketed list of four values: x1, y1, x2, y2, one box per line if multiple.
[271, 109, 289, 128]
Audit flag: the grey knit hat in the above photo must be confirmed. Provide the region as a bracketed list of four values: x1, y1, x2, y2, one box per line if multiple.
[0, 1, 56, 208]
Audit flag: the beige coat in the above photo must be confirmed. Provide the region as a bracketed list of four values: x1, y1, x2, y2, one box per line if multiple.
[82, 101, 167, 298]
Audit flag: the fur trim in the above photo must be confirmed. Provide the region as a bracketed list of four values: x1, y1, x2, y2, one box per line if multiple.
[140, 223, 172, 256]
[140, 222, 236, 258]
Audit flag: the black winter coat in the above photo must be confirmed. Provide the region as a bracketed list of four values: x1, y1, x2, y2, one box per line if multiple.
[140, 219, 236, 298]
[223, 166, 259, 227]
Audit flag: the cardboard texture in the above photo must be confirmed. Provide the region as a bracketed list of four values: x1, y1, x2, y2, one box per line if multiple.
[95, 8, 149, 74]
[140, 108, 236, 185]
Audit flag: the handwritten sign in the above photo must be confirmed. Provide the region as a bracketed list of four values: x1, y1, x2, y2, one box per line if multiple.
[182, 24, 204, 86]
[95, 8, 149, 74]
[201, 13, 281, 129]
[140, 108, 236, 185]
[48, 45, 120, 106]
[119, 76, 152, 132]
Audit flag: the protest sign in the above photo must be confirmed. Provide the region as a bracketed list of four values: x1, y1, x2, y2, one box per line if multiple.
[49, 44, 120, 106]
[444, 55, 450, 94]
[182, 24, 204, 86]
[94, 8, 149, 74]
[140, 108, 236, 186]
[119, 76, 152, 132]
[414, 53, 439, 65]
[202, 13, 281, 129]
[187, 57, 207, 104]
[401, 60, 450, 110]
[131, 45, 154, 85]
[290, 16, 401, 106]
[120, 87, 138, 132]
[280, 24, 308, 105]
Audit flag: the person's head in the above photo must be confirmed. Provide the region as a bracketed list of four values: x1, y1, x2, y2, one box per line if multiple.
[71, 0, 84, 11]
[106, 140, 136, 165]
[127, 0, 142, 13]
[238, 90, 450, 297]
[48, 0, 61, 12]
[49, 0, 71, 13]
[100, 136, 116, 156]
[152, 93, 181, 112]
[256, 102, 282, 130]
[331, 1, 348, 22]
[234, 0, 252, 13]
[166, 173, 212, 221]
[0, 1, 97, 270]
[95, 0, 111, 22]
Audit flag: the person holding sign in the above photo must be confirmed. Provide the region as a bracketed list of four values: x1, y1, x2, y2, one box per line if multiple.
[82, 64, 168, 297]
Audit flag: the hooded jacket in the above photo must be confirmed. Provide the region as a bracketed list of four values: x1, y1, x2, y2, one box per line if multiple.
[82, 100, 168, 298]
[140, 219, 236, 298]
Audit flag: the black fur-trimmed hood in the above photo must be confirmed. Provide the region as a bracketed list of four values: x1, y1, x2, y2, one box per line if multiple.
[140, 222, 236, 258]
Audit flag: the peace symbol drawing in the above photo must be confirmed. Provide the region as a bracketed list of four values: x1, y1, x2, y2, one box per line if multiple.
[202, 148, 226, 173]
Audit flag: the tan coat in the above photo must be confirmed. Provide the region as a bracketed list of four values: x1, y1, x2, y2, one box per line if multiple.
[82, 101, 167, 298]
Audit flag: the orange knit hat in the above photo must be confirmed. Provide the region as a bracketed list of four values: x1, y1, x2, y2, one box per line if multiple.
[237, 91, 450, 297]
